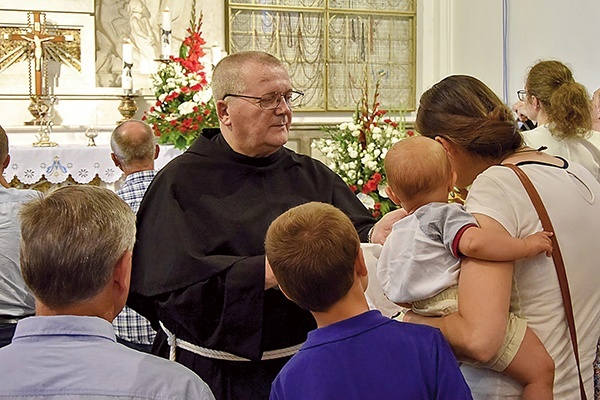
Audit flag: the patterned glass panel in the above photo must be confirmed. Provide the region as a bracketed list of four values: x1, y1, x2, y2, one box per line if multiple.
[328, 0, 414, 11]
[230, 9, 326, 109]
[229, 0, 324, 7]
[228, 0, 415, 111]
[327, 13, 414, 110]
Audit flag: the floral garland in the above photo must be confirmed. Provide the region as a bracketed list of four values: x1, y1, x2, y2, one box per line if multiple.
[143, 11, 219, 150]
[313, 73, 413, 219]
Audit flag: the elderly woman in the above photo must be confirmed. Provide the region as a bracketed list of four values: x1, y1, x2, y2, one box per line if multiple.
[408, 75, 600, 399]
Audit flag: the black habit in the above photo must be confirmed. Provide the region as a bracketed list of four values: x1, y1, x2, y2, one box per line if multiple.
[128, 129, 375, 399]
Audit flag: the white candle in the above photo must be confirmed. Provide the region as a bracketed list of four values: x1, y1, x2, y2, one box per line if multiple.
[162, 8, 171, 32]
[161, 8, 172, 59]
[123, 39, 133, 65]
[122, 69, 133, 92]
[122, 39, 133, 92]
[211, 43, 222, 65]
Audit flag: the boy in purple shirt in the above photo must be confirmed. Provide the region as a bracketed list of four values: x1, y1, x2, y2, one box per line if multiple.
[265, 202, 473, 400]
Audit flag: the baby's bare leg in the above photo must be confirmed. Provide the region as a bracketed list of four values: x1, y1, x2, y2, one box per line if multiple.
[503, 327, 554, 400]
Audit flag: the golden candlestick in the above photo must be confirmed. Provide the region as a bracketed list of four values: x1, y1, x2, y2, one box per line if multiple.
[117, 94, 138, 123]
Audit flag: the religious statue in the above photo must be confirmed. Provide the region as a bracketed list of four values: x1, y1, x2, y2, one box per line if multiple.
[19, 34, 55, 71]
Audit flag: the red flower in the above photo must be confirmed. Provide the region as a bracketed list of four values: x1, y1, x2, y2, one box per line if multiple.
[348, 184, 357, 193]
[361, 180, 377, 194]
[144, 11, 221, 150]
[371, 172, 382, 184]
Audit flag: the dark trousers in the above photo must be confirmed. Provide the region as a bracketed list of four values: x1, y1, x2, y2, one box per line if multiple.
[0, 323, 17, 348]
[116, 336, 153, 354]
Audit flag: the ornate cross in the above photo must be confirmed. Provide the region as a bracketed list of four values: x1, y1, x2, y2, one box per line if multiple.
[5, 11, 68, 97]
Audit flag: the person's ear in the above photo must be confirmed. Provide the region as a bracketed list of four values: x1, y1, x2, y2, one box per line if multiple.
[278, 284, 293, 302]
[355, 247, 369, 291]
[2, 153, 10, 170]
[216, 100, 231, 126]
[153, 144, 160, 160]
[113, 250, 132, 295]
[448, 171, 457, 192]
[111, 153, 122, 170]
[385, 186, 401, 206]
[435, 136, 453, 155]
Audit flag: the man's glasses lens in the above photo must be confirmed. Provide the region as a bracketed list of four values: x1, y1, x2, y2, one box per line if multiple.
[260, 91, 304, 109]
[517, 90, 526, 101]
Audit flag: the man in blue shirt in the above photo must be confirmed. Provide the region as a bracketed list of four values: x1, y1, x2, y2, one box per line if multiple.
[265, 202, 473, 400]
[0, 185, 214, 399]
[110, 119, 158, 353]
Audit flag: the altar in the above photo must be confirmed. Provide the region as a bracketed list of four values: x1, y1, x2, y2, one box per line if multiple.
[3, 142, 183, 191]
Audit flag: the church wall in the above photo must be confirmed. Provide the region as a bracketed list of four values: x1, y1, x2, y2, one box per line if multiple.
[1, 1, 598, 152]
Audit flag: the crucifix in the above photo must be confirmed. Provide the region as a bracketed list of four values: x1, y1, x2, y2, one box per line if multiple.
[5, 11, 67, 98]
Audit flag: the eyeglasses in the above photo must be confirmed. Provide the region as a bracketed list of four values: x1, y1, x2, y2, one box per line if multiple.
[517, 89, 527, 101]
[222, 90, 304, 110]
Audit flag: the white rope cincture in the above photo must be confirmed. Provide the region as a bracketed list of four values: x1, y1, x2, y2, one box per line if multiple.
[160, 321, 302, 362]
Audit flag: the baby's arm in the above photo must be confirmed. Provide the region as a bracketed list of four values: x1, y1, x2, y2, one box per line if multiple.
[458, 226, 553, 261]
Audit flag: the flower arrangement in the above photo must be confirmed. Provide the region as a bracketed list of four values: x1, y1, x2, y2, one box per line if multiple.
[313, 73, 413, 219]
[143, 11, 219, 150]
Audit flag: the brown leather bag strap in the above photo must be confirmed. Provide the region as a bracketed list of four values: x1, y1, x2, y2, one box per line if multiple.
[503, 163, 587, 400]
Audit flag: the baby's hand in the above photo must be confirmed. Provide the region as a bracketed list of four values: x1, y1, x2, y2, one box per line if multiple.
[524, 231, 553, 257]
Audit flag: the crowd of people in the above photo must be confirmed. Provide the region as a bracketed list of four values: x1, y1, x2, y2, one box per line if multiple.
[0, 52, 599, 400]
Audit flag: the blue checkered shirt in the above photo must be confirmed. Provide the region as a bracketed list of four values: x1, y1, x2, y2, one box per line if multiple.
[113, 170, 157, 345]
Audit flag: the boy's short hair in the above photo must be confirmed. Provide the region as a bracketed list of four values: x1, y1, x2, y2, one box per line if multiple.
[384, 136, 451, 200]
[265, 202, 359, 312]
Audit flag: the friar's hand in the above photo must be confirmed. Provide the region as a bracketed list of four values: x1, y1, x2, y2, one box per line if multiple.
[370, 208, 408, 244]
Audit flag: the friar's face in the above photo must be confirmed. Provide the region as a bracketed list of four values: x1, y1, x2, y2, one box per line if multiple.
[218, 61, 293, 158]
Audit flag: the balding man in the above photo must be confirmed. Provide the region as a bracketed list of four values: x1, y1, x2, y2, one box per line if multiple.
[110, 120, 159, 352]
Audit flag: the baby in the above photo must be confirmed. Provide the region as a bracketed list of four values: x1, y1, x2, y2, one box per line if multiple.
[378, 136, 554, 399]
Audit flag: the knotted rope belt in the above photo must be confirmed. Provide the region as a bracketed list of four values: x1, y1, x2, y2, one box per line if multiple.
[160, 321, 303, 362]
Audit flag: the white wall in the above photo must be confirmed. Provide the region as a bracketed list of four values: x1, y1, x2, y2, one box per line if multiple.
[2, 0, 599, 130]
[439, 0, 600, 107]
[448, 0, 505, 94]
[506, 0, 600, 104]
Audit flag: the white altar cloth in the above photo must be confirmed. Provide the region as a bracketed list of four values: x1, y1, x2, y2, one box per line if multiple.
[3, 144, 183, 185]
